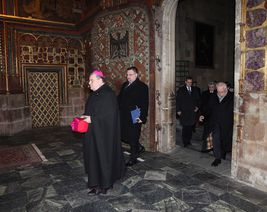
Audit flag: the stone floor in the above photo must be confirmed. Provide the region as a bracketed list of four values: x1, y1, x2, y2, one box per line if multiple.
[0, 127, 267, 212]
[175, 123, 231, 176]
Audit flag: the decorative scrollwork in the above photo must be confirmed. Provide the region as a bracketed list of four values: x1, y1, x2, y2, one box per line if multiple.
[156, 89, 161, 106]
[155, 55, 161, 72]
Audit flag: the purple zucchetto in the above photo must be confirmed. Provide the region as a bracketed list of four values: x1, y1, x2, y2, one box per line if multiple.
[92, 70, 105, 78]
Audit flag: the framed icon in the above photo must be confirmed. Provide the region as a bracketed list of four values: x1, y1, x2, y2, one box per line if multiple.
[195, 22, 214, 68]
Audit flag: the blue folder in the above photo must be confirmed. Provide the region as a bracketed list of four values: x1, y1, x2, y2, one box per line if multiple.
[131, 107, 141, 124]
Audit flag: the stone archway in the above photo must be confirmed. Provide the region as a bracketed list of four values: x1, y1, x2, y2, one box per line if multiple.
[155, 0, 242, 168]
[155, 0, 179, 153]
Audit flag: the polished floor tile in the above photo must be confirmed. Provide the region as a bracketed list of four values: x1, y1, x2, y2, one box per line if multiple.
[0, 127, 266, 211]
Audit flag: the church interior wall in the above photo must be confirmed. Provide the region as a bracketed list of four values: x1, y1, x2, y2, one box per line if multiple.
[85, 4, 154, 150]
[0, 27, 86, 135]
[157, 0, 267, 192]
[0, 94, 31, 135]
[0, 1, 156, 151]
[175, 0, 235, 90]
[1, 0, 267, 193]
[232, 0, 267, 192]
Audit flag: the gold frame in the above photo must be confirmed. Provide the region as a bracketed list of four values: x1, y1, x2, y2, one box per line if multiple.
[0, 14, 75, 27]
[21, 64, 68, 106]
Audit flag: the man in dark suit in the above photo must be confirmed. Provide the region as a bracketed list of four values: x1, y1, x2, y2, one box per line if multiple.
[200, 81, 216, 152]
[199, 82, 234, 166]
[176, 76, 200, 147]
[118, 66, 149, 166]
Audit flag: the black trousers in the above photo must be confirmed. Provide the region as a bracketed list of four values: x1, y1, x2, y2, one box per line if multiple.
[182, 125, 193, 146]
[128, 123, 142, 160]
[212, 124, 224, 159]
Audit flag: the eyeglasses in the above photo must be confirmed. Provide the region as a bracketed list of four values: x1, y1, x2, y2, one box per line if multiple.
[126, 73, 136, 76]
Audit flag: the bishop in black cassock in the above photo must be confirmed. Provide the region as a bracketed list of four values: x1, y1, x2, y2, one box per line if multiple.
[82, 70, 125, 194]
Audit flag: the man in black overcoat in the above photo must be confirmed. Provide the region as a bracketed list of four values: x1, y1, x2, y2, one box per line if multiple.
[176, 76, 200, 147]
[82, 70, 125, 194]
[199, 82, 234, 166]
[118, 66, 149, 166]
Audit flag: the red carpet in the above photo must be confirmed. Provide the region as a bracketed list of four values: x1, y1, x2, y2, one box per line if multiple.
[0, 144, 46, 171]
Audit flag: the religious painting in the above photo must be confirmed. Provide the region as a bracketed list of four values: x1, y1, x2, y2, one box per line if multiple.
[195, 22, 214, 68]
[110, 31, 129, 59]
[18, 0, 87, 23]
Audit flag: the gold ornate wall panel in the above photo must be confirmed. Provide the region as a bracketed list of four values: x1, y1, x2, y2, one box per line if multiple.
[0, 23, 6, 93]
[28, 71, 60, 128]
[100, 0, 128, 9]
[0, 27, 4, 74]
[18, 33, 85, 88]
[18, 0, 88, 23]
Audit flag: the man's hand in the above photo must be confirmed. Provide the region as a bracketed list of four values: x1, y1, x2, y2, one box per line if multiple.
[177, 111, 182, 116]
[136, 118, 143, 123]
[80, 115, 91, 123]
[199, 115, 204, 122]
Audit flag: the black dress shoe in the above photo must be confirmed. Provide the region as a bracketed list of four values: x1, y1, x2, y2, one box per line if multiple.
[138, 145, 145, 155]
[96, 188, 107, 195]
[126, 159, 138, 166]
[183, 143, 191, 147]
[201, 148, 213, 153]
[87, 188, 96, 195]
[211, 159, 221, 166]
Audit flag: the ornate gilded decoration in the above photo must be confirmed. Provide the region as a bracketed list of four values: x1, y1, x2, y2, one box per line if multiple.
[18, 33, 85, 88]
[28, 71, 60, 128]
[100, 0, 128, 9]
[0, 26, 4, 74]
[19, 0, 86, 23]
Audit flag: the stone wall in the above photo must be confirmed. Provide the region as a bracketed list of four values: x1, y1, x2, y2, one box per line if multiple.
[60, 88, 86, 126]
[233, 0, 267, 192]
[0, 94, 31, 135]
[0, 89, 86, 136]
[175, 0, 235, 90]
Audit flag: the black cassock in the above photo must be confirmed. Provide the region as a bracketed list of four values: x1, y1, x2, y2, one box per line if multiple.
[83, 84, 125, 189]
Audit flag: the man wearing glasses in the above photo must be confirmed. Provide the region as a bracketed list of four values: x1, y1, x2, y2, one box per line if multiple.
[118, 66, 149, 166]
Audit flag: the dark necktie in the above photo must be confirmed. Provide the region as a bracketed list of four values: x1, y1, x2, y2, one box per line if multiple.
[124, 83, 131, 90]
[187, 87, 191, 94]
